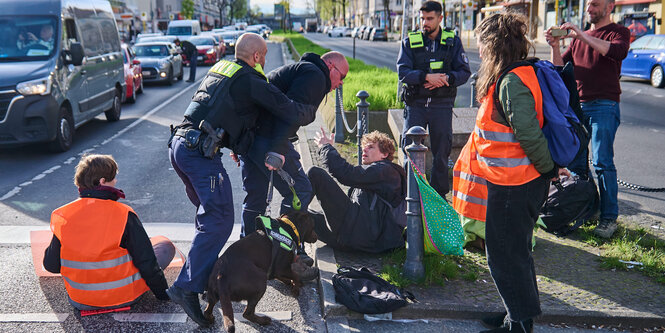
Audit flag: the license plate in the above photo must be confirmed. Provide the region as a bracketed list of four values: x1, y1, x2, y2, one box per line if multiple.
[142, 71, 150, 76]
[197, 56, 203, 61]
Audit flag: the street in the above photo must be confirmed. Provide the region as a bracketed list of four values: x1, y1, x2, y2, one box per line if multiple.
[304, 32, 665, 229]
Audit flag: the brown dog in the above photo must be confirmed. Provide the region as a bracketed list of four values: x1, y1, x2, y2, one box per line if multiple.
[203, 210, 318, 332]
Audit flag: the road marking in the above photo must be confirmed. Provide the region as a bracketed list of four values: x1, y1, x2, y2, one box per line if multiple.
[113, 313, 187, 323]
[0, 78, 202, 202]
[229, 310, 292, 322]
[0, 313, 69, 322]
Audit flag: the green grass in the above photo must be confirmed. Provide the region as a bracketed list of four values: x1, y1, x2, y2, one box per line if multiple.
[576, 223, 665, 284]
[271, 31, 402, 111]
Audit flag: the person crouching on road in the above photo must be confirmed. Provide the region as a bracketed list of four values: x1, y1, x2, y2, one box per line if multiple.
[307, 130, 406, 253]
[44, 154, 174, 310]
[472, 13, 570, 333]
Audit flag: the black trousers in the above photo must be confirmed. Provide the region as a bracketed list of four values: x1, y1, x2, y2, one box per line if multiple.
[485, 175, 549, 322]
[307, 167, 352, 249]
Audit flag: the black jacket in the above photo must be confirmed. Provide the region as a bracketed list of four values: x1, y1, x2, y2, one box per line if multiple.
[318, 144, 406, 253]
[43, 187, 169, 300]
[259, 53, 331, 152]
[180, 40, 197, 57]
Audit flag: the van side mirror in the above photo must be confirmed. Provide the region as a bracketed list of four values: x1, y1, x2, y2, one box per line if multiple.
[66, 42, 84, 66]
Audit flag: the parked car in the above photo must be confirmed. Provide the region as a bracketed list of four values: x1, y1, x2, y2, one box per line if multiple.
[121, 44, 143, 103]
[187, 36, 224, 65]
[329, 27, 348, 37]
[370, 27, 388, 41]
[133, 42, 184, 85]
[621, 34, 665, 88]
[218, 31, 240, 53]
[351, 26, 361, 38]
[0, 0, 125, 152]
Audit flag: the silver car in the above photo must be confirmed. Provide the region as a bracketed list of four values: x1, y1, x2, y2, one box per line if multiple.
[133, 42, 184, 85]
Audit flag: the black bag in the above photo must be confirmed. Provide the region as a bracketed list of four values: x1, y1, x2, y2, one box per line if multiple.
[332, 266, 415, 314]
[540, 173, 599, 236]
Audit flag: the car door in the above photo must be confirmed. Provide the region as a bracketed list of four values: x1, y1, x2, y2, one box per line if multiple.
[77, 17, 110, 118]
[61, 18, 88, 117]
[168, 43, 182, 76]
[622, 36, 650, 76]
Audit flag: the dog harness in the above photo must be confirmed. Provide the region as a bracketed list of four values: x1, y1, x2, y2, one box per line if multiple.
[256, 216, 301, 279]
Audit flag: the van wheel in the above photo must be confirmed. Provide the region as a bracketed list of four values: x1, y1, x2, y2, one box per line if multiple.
[127, 83, 137, 103]
[48, 107, 74, 152]
[651, 66, 664, 88]
[105, 91, 122, 122]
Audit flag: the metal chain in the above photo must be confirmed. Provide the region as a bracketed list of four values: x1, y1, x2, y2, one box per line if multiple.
[360, 106, 367, 135]
[336, 86, 357, 133]
[587, 158, 665, 192]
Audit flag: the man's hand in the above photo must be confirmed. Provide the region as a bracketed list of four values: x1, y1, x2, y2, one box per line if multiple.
[560, 22, 583, 40]
[425, 73, 449, 89]
[551, 167, 572, 182]
[314, 127, 334, 148]
[230, 152, 240, 167]
[544, 26, 563, 48]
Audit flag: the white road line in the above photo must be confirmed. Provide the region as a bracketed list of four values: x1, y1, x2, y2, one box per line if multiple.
[112, 313, 187, 323]
[229, 310, 292, 322]
[0, 79, 202, 202]
[0, 313, 69, 322]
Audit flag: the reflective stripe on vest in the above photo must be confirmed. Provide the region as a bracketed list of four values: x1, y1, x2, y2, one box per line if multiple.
[471, 65, 543, 186]
[452, 140, 489, 222]
[408, 32, 423, 48]
[209, 60, 242, 77]
[51, 198, 149, 307]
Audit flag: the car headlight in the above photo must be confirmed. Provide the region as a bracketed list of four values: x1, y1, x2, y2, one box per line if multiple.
[206, 48, 215, 54]
[17, 76, 52, 96]
[229, 42, 235, 47]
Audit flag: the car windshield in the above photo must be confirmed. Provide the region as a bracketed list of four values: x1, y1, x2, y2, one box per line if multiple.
[221, 33, 236, 39]
[0, 16, 58, 62]
[134, 45, 169, 57]
[190, 38, 214, 46]
[168, 26, 192, 35]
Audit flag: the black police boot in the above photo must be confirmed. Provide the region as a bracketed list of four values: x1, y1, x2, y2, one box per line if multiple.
[166, 285, 211, 327]
[481, 311, 508, 329]
[480, 319, 533, 333]
[296, 246, 314, 267]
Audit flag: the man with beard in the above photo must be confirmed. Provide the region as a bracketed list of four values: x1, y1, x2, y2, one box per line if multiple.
[546, 0, 630, 239]
[396, 0, 471, 199]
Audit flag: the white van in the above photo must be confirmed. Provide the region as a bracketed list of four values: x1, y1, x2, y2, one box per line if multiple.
[167, 20, 201, 36]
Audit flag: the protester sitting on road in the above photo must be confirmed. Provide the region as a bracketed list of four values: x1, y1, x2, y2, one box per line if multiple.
[307, 129, 406, 253]
[472, 13, 569, 333]
[44, 154, 174, 310]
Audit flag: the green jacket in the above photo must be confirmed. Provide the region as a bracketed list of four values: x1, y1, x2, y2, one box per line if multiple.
[495, 73, 554, 175]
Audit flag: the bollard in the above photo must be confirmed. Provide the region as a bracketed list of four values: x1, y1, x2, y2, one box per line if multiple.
[355, 90, 370, 166]
[469, 73, 478, 108]
[353, 36, 356, 59]
[334, 86, 345, 143]
[403, 126, 428, 281]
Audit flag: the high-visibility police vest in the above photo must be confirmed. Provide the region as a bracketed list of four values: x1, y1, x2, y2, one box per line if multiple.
[406, 29, 457, 99]
[186, 59, 264, 154]
[50, 198, 149, 308]
[467, 65, 544, 187]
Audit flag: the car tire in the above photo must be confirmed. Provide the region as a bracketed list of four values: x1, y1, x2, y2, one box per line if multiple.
[127, 82, 136, 103]
[48, 106, 74, 152]
[167, 66, 174, 86]
[651, 65, 664, 88]
[137, 78, 144, 94]
[105, 90, 122, 122]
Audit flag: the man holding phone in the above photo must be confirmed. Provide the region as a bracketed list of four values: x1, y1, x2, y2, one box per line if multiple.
[545, 0, 630, 239]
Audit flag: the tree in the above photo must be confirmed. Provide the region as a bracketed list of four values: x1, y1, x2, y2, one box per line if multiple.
[216, 0, 230, 26]
[181, 0, 194, 20]
[249, 5, 263, 24]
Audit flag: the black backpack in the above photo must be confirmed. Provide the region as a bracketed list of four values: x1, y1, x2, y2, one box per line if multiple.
[332, 266, 415, 314]
[540, 173, 599, 236]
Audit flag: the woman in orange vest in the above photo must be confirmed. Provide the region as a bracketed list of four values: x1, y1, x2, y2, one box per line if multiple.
[470, 13, 569, 333]
[43, 154, 174, 310]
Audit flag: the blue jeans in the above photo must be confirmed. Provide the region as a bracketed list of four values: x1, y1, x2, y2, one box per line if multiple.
[188, 53, 197, 81]
[402, 104, 453, 197]
[240, 136, 313, 236]
[169, 137, 234, 293]
[567, 99, 620, 221]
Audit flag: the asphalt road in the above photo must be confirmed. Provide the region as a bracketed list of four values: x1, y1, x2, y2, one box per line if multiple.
[304, 32, 665, 229]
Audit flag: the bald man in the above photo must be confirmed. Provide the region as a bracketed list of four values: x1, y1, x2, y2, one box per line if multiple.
[167, 33, 318, 327]
[237, 50, 348, 272]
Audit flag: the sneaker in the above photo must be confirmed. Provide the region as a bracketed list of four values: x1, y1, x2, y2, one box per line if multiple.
[166, 285, 211, 327]
[593, 219, 618, 239]
[480, 319, 533, 333]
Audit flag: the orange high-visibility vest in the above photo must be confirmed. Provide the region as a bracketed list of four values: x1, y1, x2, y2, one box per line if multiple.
[51, 198, 149, 308]
[453, 66, 543, 220]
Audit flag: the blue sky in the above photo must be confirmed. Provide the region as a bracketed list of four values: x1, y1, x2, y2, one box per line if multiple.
[251, 0, 313, 15]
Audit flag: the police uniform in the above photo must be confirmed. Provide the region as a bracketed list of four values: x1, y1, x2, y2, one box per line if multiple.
[168, 59, 317, 293]
[396, 28, 471, 197]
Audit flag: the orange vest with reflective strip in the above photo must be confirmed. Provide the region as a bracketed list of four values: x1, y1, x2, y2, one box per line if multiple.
[453, 66, 543, 221]
[51, 198, 149, 308]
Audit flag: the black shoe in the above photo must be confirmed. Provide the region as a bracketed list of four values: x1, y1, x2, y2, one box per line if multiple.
[480, 319, 533, 333]
[166, 285, 211, 327]
[481, 311, 507, 328]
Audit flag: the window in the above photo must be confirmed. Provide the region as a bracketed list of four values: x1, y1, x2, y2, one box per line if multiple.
[78, 18, 103, 56]
[99, 19, 120, 53]
[630, 35, 651, 50]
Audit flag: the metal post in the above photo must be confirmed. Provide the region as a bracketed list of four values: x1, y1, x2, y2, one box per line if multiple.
[353, 36, 356, 59]
[403, 126, 428, 281]
[469, 73, 478, 108]
[334, 86, 345, 143]
[355, 90, 370, 166]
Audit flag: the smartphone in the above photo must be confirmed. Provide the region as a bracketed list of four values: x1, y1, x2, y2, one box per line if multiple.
[550, 28, 568, 37]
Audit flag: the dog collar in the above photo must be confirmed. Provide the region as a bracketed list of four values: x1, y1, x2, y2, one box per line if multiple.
[279, 217, 300, 247]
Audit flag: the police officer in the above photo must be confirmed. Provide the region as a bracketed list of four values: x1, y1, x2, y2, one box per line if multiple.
[166, 33, 317, 327]
[235, 52, 348, 270]
[397, 0, 471, 198]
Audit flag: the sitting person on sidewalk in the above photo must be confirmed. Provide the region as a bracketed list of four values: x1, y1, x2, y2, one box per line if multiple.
[44, 154, 174, 310]
[307, 129, 406, 253]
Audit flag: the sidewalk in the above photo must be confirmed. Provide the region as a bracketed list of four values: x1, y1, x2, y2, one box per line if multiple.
[295, 105, 665, 332]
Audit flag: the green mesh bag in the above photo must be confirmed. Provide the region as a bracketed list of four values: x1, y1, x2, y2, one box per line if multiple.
[410, 159, 465, 256]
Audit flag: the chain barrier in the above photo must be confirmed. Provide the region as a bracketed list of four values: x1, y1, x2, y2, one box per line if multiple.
[336, 86, 357, 133]
[584, 159, 665, 192]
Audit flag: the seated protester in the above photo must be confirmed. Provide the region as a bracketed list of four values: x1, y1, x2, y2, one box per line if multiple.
[307, 129, 406, 253]
[44, 154, 174, 310]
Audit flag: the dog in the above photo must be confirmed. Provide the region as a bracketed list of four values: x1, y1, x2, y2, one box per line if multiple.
[203, 210, 318, 332]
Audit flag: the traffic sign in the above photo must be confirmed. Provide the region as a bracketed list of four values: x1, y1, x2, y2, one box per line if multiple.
[140, 11, 147, 22]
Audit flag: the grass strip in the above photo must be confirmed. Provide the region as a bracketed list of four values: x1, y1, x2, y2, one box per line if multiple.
[271, 31, 402, 111]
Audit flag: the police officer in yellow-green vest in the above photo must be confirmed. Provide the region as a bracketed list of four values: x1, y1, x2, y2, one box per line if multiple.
[397, 0, 471, 198]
